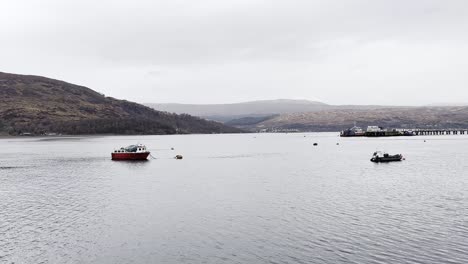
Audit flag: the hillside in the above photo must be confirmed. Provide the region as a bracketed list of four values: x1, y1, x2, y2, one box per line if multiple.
[252, 107, 468, 132]
[0, 72, 241, 135]
[146, 99, 468, 132]
[146, 100, 413, 124]
[146, 99, 329, 122]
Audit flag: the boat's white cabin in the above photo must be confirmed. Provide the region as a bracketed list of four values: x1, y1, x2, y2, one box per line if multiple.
[113, 144, 149, 153]
[372, 151, 386, 157]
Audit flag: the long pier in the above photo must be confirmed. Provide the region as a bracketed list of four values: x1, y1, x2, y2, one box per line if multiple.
[408, 129, 468, 136]
[341, 128, 468, 137]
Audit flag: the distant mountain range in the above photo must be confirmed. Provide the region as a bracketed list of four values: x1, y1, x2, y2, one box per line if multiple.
[0, 72, 240, 135]
[425, 103, 468, 106]
[147, 100, 468, 132]
[146, 99, 329, 122]
[4, 71, 464, 135]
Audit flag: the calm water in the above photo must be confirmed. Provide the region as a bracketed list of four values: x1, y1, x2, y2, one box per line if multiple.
[1, 133, 467, 264]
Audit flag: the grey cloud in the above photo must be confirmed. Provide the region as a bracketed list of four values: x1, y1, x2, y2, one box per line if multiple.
[0, 0, 467, 105]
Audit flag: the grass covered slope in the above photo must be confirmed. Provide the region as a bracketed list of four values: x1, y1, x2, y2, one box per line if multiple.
[253, 107, 468, 132]
[0, 72, 241, 135]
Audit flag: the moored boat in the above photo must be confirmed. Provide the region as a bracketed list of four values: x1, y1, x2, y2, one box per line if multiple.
[112, 144, 150, 160]
[370, 151, 403, 162]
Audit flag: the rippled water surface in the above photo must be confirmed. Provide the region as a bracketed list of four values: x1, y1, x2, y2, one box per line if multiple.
[1, 133, 468, 263]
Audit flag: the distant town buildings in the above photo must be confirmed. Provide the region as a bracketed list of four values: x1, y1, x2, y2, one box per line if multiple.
[258, 128, 299, 133]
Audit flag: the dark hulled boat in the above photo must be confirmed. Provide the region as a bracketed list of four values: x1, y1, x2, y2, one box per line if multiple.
[370, 151, 403, 162]
[112, 144, 150, 160]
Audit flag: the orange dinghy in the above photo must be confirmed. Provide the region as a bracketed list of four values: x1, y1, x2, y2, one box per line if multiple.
[112, 144, 150, 160]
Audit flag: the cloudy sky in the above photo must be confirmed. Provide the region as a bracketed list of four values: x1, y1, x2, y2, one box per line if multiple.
[1, 0, 467, 105]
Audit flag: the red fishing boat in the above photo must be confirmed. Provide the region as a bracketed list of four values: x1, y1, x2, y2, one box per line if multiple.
[111, 144, 150, 160]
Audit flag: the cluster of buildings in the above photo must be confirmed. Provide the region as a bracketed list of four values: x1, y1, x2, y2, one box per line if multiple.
[258, 128, 300, 133]
[340, 125, 413, 137]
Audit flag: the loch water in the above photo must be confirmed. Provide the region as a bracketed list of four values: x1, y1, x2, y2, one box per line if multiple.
[1, 133, 467, 264]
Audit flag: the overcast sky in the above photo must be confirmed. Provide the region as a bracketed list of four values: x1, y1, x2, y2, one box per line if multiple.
[1, 0, 467, 105]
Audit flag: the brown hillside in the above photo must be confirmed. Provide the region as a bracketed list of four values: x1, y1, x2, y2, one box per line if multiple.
[254, 107, 468, 131]
[0, 72, 241, 135]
